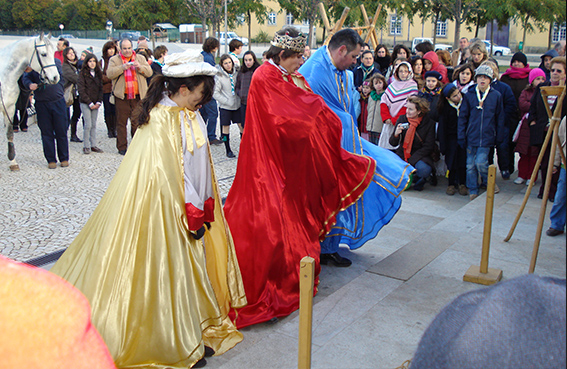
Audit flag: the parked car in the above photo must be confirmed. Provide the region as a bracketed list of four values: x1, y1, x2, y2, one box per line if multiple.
[59, 34, 76, 39]
[217, 31, 249, 46]
[482, 40, 511, 56]
[411, 37, 453, 54]
[120, 31, 148, 42]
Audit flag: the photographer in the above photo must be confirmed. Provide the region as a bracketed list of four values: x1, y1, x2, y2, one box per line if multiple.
[390, 95, 436, 191]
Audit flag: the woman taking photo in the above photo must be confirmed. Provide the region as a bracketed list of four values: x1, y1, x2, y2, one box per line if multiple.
[235, 50, 260, 127]
[390, 96, 436, 191]
[214, 54, 242, 158]
[101, 41, 118, 138]
[62, 46, 83, 142]
[51, 50, 246, 369]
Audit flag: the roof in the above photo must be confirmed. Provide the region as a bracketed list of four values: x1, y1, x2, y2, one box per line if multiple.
[154, 23, 177, 29]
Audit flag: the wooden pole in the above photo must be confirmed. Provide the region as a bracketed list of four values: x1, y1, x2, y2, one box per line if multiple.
[318, 2, 331, 32]
[504, 86, 566, 242]
[463, 165, 503, 285]
[529, 118, 561, 273]
[298, 256, 315, 369]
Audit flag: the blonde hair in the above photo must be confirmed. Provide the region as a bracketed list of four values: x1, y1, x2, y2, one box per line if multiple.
[470, 41, 488, 61]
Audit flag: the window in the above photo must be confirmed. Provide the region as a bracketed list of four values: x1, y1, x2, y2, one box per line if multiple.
[268, 12, 276, 26]
[436, 20, 447, 38]
[286, 13, 294, 26]
[552, 22, 566, 43]
[390, 15, 402, 35]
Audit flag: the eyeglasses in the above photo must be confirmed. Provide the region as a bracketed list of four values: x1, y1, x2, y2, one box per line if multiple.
[551, 69, 564, 73]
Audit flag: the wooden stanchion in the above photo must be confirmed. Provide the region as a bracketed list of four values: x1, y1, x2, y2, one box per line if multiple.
[463, 165, 503, 285]
[298, 256, 315, 369]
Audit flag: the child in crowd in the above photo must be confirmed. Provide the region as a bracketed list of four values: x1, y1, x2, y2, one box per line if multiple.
[387, 57, 407, 84]
[452, 63, 475, 95]
[411, 56, 425, 90]
[77, 53, 104, 155]
[422, 51, 449, 83]
[438, 84, 468, 196]
[458, 65, 505, 200]
[379, 61, 418, 150]
[228, 39, 243, 71]
[358, 80, 372, 140]
[514, 68, 547, 185]
[214, 54, 242, 158]
[366, 74, 387, 145]
[418, 70, 444, 119]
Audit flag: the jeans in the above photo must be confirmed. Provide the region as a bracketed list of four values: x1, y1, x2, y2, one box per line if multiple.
[80, 103, 99, 149]
[36, 99, 69, 163]
[200, 99, 218, 140]
[414, 160, 433, 179]
[550, 167, 566, 231]
[466, 146, 490, 195]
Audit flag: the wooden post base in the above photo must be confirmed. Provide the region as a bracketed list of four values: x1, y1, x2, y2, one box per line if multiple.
[463, 265, 503, 286]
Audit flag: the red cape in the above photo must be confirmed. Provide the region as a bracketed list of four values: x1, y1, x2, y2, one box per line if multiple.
[224, 62, 376, 328]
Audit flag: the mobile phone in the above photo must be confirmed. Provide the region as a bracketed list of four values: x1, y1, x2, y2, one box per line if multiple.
[399, 123, 409, 129]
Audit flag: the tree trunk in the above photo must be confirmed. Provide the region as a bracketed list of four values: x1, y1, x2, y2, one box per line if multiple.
[489, 20, 495, 56]
[548, 21, 553, 49]
[453, 0, 461, 49]
[433, 11, 439, 46]
[475, 14, 480, 38]
[522, 15, 528, 52]
[309, 17, 315, 48]
[247, 10, 252, 50]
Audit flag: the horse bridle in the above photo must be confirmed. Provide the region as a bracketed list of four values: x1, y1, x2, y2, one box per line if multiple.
[31, 39, 57, 83]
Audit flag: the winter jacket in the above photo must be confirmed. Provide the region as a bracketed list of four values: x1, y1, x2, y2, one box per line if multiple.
[213, 67, 240, 110]
[366, 93, 383, 133]
[390, 113, 436, 168]
[78, 70, 103, 106]
[23, 59, 65, 103]
[353, 63, 380, 89]
[422, 51, 449, 84]
[458, 86, 505, 148]
[106, 53, 152, 100]
[515, 87, 536, 155]
[491, 80, 518, 132]
[528, 81, 567, 146]
[438, 103, 459, 154]
[235, 67, 257, 106]
[62, 60, 79, 90]
[100, 58, 112, 94]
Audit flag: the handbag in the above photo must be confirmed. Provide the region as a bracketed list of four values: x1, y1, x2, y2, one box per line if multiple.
[64, 85, 75, 107]
[109, 94, 115, 105]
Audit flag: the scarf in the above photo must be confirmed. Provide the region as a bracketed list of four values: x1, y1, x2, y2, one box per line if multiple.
[421, 86, 442, 96]
[501, 65, 531, 80]
[120, 51, 138, 100]
[375, 55, 390, 73]
[476, 85, 491, 109]
[370, 90, 383, 101]
[403, 116, 423, 162]
[381, 78, 418, 117]
[449, 100, 461, 116]
[361, 64, 375, 81]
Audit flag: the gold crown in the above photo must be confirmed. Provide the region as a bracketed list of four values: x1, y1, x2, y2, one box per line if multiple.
[270, 31, 307, 53]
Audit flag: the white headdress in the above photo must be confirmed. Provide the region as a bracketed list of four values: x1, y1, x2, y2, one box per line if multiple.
[162, 49, 218, 78]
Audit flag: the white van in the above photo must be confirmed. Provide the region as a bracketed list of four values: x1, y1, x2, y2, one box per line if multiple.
[411, 38, 453, 54]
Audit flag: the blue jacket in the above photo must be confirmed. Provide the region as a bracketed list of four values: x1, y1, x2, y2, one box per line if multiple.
[201, 51, 215, 67]
[23, 59, 64, 103]
[458, 85, 505, 148]
[491, 80, 517, 131]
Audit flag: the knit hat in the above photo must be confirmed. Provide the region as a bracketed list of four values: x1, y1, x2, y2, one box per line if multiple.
[529, 68, 546, 84]
[474, 64, 494, 80]
[442, 83, 457, 98]
[409, 275, 566, 369]
[424, 71, 442, 81]
[510, 52, 528, 67]
[137, 40, 149, 50]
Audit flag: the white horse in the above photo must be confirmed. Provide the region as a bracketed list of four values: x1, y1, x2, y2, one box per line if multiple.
[0, 33, 60, 171]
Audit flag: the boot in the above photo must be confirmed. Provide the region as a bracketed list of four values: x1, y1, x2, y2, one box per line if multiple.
[70, 121, 82, 142]
[221, 133, 235, 158]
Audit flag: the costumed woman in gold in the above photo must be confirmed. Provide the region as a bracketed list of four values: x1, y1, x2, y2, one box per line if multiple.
[51, 50, 247, 368]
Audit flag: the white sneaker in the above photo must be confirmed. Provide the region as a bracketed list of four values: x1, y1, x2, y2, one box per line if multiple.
[514, 177, 525, 185]
[526, 179, 531, 186]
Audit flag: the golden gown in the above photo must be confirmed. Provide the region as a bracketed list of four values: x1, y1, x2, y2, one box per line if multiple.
[51, 100, 247, 368]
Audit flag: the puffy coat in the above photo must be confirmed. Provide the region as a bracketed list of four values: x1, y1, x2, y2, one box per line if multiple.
[458, 86, 505, 148]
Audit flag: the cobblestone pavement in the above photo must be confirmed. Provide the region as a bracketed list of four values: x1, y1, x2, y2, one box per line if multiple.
[0, 111, 242, 262]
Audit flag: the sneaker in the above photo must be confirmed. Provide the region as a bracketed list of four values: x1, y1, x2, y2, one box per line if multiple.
[526, 179, 531, 186]
[83, 147, 91, 154]
[546, 227, 564, 237]
[494, 184, 500, 194]
[470, 193, 479, 201]
[91, 146, 104, 153]
[514, 177, 525, 185]
[502, 170, 510, 180]
[446, 185, 457, 195]
[458, 184, 469, 196]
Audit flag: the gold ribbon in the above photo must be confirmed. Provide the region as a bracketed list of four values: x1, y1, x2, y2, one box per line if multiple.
[173, 107, 206, 154]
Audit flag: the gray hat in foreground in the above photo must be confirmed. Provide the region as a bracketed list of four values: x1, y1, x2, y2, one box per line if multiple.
[474, 64, 494, 80]
[410, 275, 566, 369]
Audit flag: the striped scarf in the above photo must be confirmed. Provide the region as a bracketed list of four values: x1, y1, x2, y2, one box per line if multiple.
[381, 79, 418, 117]
[120, 51, 138, 100]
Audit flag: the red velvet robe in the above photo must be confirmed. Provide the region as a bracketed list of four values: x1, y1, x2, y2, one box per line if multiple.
[224, 62, 376, 328]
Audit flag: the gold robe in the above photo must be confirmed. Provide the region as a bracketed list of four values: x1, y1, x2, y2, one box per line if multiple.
[51, 102, 247, 368]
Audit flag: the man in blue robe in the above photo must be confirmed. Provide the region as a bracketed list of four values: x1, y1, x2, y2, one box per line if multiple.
[299, 29, 413, 266]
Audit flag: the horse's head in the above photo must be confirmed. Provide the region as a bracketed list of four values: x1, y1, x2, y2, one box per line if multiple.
[29, 33, 60, 85]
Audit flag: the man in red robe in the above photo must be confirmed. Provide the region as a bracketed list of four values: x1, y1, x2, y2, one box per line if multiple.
[224, 27, 376, 328]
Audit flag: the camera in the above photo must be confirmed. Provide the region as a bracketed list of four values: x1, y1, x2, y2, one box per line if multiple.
[399, 123, 409, 129]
